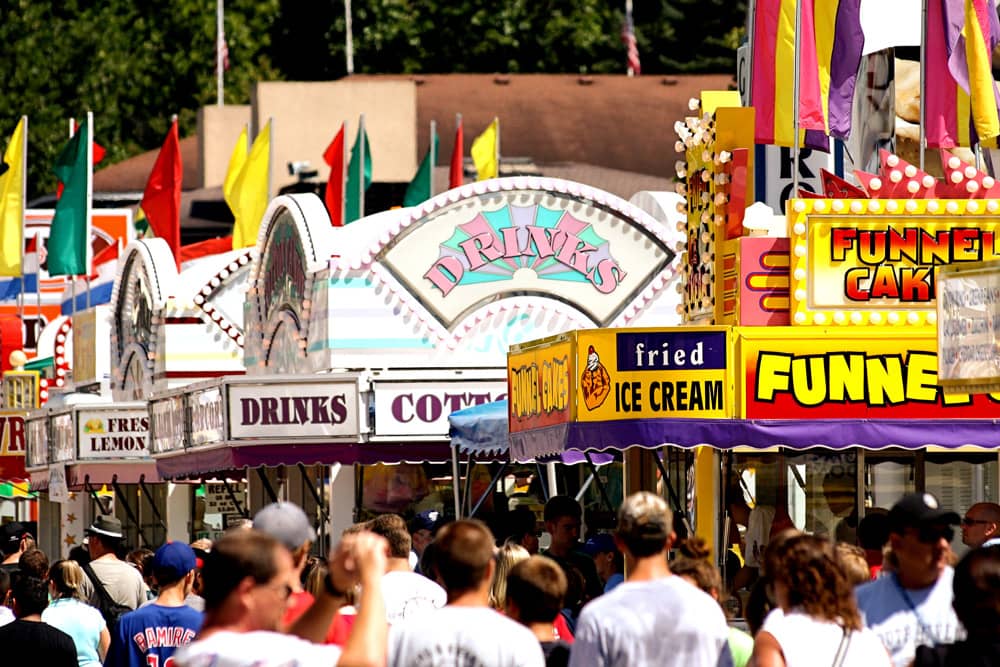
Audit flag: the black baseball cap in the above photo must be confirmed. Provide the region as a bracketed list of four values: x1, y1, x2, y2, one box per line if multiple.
[888, 493, 960, 533]
[1, 522, 27, 549]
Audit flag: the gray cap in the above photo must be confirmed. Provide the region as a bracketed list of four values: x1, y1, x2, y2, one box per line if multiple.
[252, 502, 316, 551]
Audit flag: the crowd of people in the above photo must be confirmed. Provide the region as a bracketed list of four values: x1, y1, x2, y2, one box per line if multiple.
[0, 489, 998, 666]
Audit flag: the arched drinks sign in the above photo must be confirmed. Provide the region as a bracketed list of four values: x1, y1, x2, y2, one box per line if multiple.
[379, 179, 676, 329]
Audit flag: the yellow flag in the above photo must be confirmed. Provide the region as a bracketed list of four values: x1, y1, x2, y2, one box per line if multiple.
[470, 118, 499, 180]
[223, 126, 248, 229]
[0, 117, 25, 277]
[230, 121, 270, 249]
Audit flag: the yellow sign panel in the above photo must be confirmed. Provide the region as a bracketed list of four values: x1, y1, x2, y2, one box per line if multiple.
[508, 337, 574, 433]
[788, 199, 1000, 326]
[574, 328, 733, 421]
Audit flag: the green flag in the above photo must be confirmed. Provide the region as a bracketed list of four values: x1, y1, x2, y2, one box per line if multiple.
[404, 127, 438, 207]
[49, 122, 91, 276]
[345, 121, 372, 224]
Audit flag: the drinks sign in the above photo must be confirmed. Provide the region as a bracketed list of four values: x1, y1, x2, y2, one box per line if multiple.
[379, 182, 674, 329]
[228, 381, 361, 440]
[76, 410, 149, 459]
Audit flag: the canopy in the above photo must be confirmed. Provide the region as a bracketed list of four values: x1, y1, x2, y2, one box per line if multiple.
[509, 417, 1000, 461]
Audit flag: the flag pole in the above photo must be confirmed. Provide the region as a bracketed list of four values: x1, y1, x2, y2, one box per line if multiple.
[494, 116, 501, 178]
[341, 119, 348, 227]
[359, 114, 366, 218]
[17, 116, 26, 326]
[429, 119, 437, 197]
[791, 0, 802, 196]
[217, 0, 225, 106]
[85, 112, 94, 312]
[345, 0, 355, 75]
[919, 0, 927, 171]
[456, 112, 463, 184]
[626, 0, 635, 77]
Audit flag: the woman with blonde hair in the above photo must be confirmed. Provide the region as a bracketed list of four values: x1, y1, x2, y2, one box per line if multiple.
[750, 533, 890, 667]
[42, 559, 110, 666]
[490, 541, 530, 610]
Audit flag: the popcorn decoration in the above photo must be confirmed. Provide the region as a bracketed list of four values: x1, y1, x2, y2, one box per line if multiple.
[933, 150, 1000, 199]
[854, 150, 937, 199]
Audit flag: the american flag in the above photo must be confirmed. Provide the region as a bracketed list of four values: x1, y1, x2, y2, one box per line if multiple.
[218, 36, 230, 71]
[621, 3, 640, 76]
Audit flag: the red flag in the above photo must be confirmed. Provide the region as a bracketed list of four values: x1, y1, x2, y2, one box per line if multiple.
[88, 242, 120, 279]
[140, 120, 183, 270]
[323, 123, 346, 227]
[181, 236, 234, 262]
[449, 119, 464, 189]
[57, 122, 106, 198]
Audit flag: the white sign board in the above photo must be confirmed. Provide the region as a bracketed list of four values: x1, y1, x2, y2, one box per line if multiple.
[203, 482, 243, 515]
[76, 410, 150, 460]
[373, 381, 507, 437]
[937, 261, 1000, 393]
[190, 386, 226, 447]
[48, 465, 69, 503]
[228, 381, 361, 440]
[150, 395, 186, 454]
[758, 145, 836, 213]
[51, 413, 75, 463]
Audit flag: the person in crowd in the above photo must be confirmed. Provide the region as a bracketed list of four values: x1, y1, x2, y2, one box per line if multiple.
[367, 513, 446, 623]
[489, 542, 530, 611]
[745, 577, 774, 637]
[388, 519, 545, 666]
[506, 556, 571, 667]
[855, 492, 965, 667]
[0, 568, 13, 626]
[69, 545, 91, 567]
[505, 506, 542, 555]
[913, 544, 1000, 666]
[569, 492, 731, 667]
[671, 536, 754, 667]
[43, 559, 111, 666]
[186, 539, 211, 612]
[960, 502, 1000, 549]
[752, 533, 891, 666]
[126, 547, 157, 598]
[582, 533, 624, 593]
[836, 542, 873, 587]
[542, 496, 603, 607]
[78, 516, 148, 612]
[105, 542, 203, 667]
[301, 556, 328, 597]
[1, 521, 31, 575]
[858, 511, 890, 580]
[0, 574, 77, 665]
[251, 501, 317, 629]
[407, 510, 439, 571]
[19, 547, 49, 580]
[173, 528, 389, 667]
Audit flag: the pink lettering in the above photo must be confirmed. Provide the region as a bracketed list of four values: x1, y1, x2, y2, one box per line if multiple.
[459, 233, 503, 270]
[424, 257, 465, 296]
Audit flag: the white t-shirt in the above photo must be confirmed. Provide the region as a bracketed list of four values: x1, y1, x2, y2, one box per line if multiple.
[855, 568, 966, 667]
[382, 570, 446, 624]
[389, 606, 544, 667]
[0, 605, 13, 626]
[744, 505, 776, 568]
[173, 630, 342, 667]
[568, 575, 732, 667]
[762, 608, 892, 667]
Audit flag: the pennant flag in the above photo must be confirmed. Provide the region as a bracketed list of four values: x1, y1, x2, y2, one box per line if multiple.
[471, 118, 499, 180]
[57, 122, 105, 199]
[345, 121, 372, 224]
[621, 3, 641, 75]
[0, 118, 25, 277]
[230, 122, 270, 249]
[140, 119, 183, 269]
[751, 0, 863, 145]
[404, 126, 438, 207]
[49, 118, 92, 276]
[181, 236, 235, 263]
[449, 118, 464, 189]
[223, 126, 248, 222]
[323, 123, 346, 227]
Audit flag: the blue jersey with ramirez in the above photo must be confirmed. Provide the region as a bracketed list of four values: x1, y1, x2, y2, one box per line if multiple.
[105, 603, 203, 667]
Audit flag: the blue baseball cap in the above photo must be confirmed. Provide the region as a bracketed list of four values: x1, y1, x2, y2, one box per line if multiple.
[582, 532, 617, 556]
[153, 541, 197, 580]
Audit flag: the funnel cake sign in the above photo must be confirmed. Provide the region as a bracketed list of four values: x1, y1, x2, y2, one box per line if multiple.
[379, 181, 675, 329]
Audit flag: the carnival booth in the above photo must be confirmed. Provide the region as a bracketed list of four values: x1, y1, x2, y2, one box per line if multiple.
[150, 179, 687, 540]
[506, 92, 1000, 592]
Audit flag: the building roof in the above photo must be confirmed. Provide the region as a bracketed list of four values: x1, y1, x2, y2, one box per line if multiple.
[93, 135, 201, 192]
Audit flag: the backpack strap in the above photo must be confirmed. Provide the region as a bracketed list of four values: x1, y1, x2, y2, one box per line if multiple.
[81, 561, 117, 609]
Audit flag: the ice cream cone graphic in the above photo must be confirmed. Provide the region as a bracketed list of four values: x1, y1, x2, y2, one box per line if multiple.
[581, 345, 611, 410]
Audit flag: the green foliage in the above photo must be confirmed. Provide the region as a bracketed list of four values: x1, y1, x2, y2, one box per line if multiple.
[0, 0, 745, 198]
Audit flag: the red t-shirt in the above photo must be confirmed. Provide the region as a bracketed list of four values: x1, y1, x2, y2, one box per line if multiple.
[554, 613, 574, 643]
[282, 590, 316, 628]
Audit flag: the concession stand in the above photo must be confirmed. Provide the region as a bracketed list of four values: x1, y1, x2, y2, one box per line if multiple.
[150, 180, 687, 541]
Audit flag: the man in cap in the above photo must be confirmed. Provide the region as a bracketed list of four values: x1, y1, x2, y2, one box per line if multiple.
[582, 533, 623, 593]
[79, 515, 148, 612]
[251, 502, 318, 628]
[568, 492, 731, 667]
[173, 527, 389, 667]
[0, 521, 31, 575]
[105, 541, 203, 667]
[856, 492, 966, 666]
[961, 501, 1000, 549]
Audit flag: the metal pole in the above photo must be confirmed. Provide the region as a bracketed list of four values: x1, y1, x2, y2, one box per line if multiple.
[216, 0, 225, 105]
[791, 0, 803, 194]
[358, 114, 366, 218]
[344, 0, 355, 75]
[919, 0, 927, 171]
[17, 116, 26, 326]
[429, 119, 436, 197]
[546, 461, 558, 498]
[451, 445, 461, 519]
[494, 117, 500, 178]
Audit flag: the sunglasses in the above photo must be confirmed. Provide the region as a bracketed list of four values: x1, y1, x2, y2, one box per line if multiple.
[915, 524, 954, 544]
[962, 516, 992, 527]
